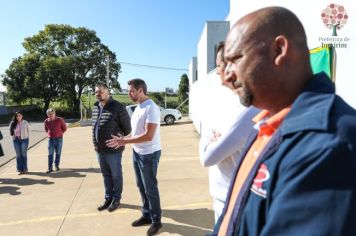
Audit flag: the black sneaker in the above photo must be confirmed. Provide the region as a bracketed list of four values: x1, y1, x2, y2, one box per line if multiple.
[46, 170, 53, 174]
[97, 199, 112, 211]
[55, 166, 60, 171]
[131, 216, 152, 227]
[147, 222, 162, 236]
[108, 200, 120, 212]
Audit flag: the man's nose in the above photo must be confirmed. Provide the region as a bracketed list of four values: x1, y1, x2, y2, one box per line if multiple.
[223, 62, 236, 87]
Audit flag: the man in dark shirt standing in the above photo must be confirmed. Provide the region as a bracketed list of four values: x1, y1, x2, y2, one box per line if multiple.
[44, 108, 67, 173]
[92, 83, 132, 212]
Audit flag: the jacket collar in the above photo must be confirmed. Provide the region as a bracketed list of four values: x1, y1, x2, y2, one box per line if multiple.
[279, 72, 335, 136]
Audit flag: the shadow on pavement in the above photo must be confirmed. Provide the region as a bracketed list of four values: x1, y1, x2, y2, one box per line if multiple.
[159, 222, 212, 236]
[0, 186, 21, 195]
[25, 167, 101, 178]
[0, 177, 54, 186]
[0, 168, 101, 195]
[120, 203, 214, 236]
[0, 177, 54, 195]
[163, 208, 214, 231]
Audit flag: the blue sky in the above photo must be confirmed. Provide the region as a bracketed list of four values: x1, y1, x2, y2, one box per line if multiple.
[0, 0, 229, 92]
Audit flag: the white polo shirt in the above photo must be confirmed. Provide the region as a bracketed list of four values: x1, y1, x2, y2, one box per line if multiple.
[131, 99, 161, 155]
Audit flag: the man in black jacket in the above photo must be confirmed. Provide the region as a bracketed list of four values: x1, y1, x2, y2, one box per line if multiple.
[92, 83, 131, 212]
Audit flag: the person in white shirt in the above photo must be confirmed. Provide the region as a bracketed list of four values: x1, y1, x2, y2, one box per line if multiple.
[106, 78, 162, 236]
[199, 42, 259, 222]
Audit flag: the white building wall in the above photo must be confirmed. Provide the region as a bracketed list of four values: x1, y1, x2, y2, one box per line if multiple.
[197, 21, 230, 75]
[189, 79, 203, 133]
[188, 57, 197, 84]
[197, 26, 208, 79]
[228, 0, 356, 107]
[188, 57, 200, 131]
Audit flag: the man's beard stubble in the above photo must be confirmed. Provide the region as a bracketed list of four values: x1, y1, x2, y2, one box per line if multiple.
[232, 80, 253, 107]
[238, 85, 253, 107]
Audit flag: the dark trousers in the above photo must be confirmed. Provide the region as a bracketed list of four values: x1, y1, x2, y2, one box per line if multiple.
[133, 149, 161, 223]
[98, 152, 123, 201]
[48, 138, 63, 170]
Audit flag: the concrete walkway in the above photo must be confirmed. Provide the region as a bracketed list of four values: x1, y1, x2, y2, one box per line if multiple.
[0, 118, 214, 236]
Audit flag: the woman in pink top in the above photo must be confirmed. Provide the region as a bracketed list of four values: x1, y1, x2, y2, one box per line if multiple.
[9, 112, 30, 175]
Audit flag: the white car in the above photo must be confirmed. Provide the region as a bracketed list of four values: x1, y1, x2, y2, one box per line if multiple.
[126, 105, 182, 125]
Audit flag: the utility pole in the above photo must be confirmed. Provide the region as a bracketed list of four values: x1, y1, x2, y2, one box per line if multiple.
[88, 86, 91, 109]
[165, 93, 167, 108]
[106, 54, 110, 88]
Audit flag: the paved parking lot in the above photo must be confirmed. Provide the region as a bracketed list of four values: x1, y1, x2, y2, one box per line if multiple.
[0, 118, 214, 236]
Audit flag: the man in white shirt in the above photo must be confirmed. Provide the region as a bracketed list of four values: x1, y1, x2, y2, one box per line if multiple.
[200, 42, 259, 222]
[106, 78, 162, 236]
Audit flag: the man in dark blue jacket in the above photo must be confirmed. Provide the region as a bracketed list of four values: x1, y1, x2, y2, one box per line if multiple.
[213, 6, 356, 236]
[92, 83, 131, 212]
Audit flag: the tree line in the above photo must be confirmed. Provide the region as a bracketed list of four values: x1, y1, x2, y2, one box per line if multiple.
[1, 24, 120, 114]
[1, 24, 189, 116]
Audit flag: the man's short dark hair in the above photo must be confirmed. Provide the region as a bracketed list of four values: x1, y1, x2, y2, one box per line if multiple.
[127, 78, 148, 95]
[95, 83, 109, 90]
[216, 41, 225, 62]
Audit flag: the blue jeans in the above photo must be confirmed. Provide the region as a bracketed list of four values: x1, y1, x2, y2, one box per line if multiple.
[48, 138, 63, 170]
[133, 149, 161, 223]
[13, 138, 29, 172]
[97, 152, 123, 201]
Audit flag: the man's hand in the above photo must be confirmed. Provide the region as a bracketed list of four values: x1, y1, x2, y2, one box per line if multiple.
[106, 134, 125, 149]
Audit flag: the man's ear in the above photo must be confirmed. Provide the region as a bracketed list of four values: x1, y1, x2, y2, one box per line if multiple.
[273, 35, 288, 66]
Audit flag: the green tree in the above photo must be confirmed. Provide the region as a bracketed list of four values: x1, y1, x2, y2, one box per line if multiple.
[2, 24, 121, 112]
[178, 73, 189, 103]
[149, 92, 164, 106]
